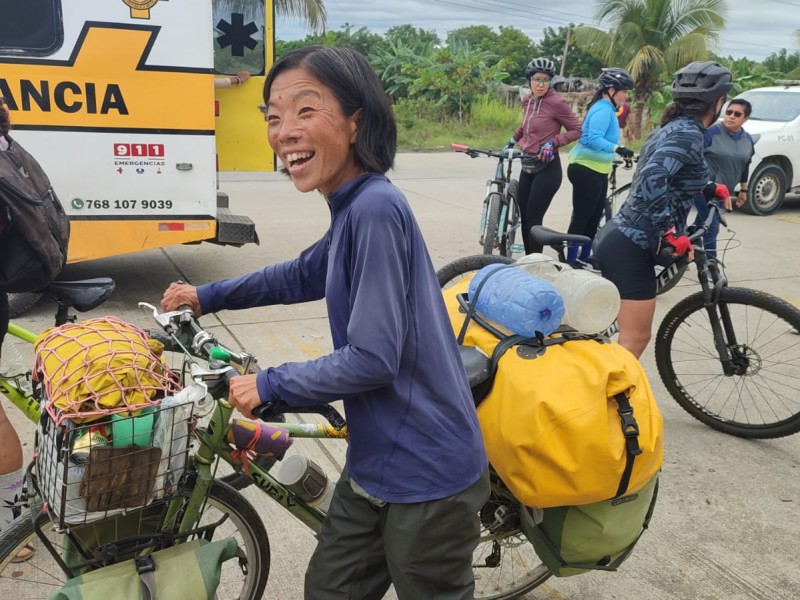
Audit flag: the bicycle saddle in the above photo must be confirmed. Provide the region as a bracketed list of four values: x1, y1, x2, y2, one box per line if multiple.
[42, 278, 116, 312]
[531, 226, 591, 246]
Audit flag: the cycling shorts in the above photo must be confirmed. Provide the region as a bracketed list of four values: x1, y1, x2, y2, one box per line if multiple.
[594, 226, 656, 301]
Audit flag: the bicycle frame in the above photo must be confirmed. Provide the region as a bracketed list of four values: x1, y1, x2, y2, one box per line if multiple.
[0, 322, 41, 423]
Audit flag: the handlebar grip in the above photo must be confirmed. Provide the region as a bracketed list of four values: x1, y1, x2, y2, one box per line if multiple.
[451, 143, 468, 151]
[660, 241, 676, 258]
[251, 402, 275, 421]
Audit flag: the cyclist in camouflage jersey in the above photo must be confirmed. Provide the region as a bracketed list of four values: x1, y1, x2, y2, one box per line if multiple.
[594, 62, 733, 358]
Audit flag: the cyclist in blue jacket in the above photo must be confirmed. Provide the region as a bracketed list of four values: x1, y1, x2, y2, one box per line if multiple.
[161, 46, 489, 600]
[566, 67, 635, 265]
[594, 61, 732, 358]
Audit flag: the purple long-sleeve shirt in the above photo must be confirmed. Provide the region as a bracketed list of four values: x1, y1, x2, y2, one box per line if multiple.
[197, 173, 487, 503]
[513, 88, 582, 154]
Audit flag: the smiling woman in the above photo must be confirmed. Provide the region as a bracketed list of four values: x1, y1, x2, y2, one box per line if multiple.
[160, 45, 490, 600]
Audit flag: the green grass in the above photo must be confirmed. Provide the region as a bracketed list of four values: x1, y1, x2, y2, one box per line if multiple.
[395, 94, 649, 152]
[396, 95, 519, 151]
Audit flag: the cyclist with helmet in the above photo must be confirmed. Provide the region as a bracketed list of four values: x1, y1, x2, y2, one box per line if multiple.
[565, 67, 635, 265]
[507, 57, 581, 253]
[593, 61, 732, 358]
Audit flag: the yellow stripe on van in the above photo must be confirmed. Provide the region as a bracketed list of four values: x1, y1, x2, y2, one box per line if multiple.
[67, 219, 216, 263]
[1, 26, 213, 132]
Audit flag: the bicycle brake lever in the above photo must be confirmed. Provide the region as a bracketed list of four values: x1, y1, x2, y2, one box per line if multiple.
[139, 302, 194, 331]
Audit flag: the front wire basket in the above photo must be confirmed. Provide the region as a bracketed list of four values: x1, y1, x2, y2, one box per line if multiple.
[35, 399, 195, 530]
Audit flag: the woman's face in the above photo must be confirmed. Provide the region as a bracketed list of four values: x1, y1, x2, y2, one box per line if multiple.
[265, 67, 363, 196]
[529, 73, 551, 98]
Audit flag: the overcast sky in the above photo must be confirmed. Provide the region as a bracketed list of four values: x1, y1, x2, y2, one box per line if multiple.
[275, 0, 799, 62]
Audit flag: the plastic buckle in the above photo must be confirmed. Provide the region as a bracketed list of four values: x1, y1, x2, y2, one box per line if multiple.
[135, 555, 156, 574]
[619, 409, 640, 438]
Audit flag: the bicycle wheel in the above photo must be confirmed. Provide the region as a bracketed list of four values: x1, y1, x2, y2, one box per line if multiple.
[473, 482, 551, 599]
[0, 481, 270, 599]
[599, 182, 631, 229]
[437, 254, 514, 290]
[482, 193, 502, 255]
[655, 287, 800, 439]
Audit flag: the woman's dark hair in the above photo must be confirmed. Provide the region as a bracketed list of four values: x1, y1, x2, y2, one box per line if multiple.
[0, 98, 10, 137]
[585, 88, 605, 112]
[659, 98, 716, 127]
[728, 98, 752, 117]
[263, 46, 396, 174]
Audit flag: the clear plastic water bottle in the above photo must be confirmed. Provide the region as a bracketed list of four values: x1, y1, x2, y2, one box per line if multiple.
[514, 256, 621, 334]
[541, 269, 620, 334]
[514, 253, 561, 278]
[468, 263, 564, 337]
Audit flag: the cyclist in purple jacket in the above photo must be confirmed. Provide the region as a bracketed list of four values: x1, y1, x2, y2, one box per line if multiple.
[507, 57, 582, 253]
[161, 46, 489, 600]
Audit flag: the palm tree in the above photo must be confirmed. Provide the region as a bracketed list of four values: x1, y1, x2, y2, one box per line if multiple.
[216, 0, 327, 34]
[573, 0, 727, 136]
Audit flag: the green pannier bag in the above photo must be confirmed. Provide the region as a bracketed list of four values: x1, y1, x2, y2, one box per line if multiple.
[520, 473, 659, 577]
[47, 537, 243, 600]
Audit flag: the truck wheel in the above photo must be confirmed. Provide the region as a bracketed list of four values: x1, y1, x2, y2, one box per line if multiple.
[744, 164, 787, 216]
[7, 292, 44, 317]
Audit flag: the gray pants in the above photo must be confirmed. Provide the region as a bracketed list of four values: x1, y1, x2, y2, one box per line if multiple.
[305, 468, 490, 600]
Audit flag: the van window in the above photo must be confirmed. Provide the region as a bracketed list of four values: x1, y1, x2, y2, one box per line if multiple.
[212, 3, 266, 76]
[0, 0, 63, 56]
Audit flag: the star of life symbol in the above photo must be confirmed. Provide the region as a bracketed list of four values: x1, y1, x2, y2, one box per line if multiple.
[122, 0, 168, 20]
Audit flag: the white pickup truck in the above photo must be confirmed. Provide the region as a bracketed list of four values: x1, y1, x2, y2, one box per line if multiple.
[734, 84, 800, 215]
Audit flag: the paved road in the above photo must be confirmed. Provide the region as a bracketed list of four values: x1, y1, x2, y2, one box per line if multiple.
[4, 151, 800, 599]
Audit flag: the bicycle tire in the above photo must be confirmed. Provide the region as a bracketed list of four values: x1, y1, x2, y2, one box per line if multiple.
[482, 193, 502, 255]
[0, 481, 271, 599]
[437, 254, 514, 290]
[600, 182, 632, 229]
[655, 287, 800, 439]
[499, 180, 520, 258]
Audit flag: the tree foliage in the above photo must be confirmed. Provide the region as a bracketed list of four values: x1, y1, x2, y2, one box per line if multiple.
[535, 25, 605, 79]
[216, 0, 327, 33]
[573, 0, 728, 135]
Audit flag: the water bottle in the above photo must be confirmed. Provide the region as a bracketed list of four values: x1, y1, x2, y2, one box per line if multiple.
[548, 269, 620, 334]
[275, 454, 335, 514]
[514, 253, 561, 278]
[515, 256, 620, 334]
[467, 264, 564, 337]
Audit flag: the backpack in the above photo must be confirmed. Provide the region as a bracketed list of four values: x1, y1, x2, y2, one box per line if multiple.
[0, 133, 70, 292]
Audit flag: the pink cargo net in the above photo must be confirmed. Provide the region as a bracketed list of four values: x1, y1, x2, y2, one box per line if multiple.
[34, 316, 182, 425]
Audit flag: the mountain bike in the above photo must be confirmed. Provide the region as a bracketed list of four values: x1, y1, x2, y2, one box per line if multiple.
[437, 200, 800, 439]
[0, 298, 551, 599]
[452, 143, 523, 257]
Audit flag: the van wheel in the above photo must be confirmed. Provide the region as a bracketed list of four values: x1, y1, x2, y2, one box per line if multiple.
[744, 164, 787, 215]
[7, 292, 44, 317]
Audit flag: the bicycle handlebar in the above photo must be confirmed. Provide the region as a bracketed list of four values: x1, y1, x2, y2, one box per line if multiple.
[140, 302, 346, 429]
[451, 143, 523, 160]
[659, 199, 726, 258]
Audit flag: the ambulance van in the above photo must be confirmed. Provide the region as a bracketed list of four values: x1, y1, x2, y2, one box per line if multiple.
[1, 0, 273, 314]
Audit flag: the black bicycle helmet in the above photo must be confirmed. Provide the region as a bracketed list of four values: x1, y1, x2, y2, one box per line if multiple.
[599, 67, 634, 90]
[671, 61, 733, 104]
[525, 57, 556, 80]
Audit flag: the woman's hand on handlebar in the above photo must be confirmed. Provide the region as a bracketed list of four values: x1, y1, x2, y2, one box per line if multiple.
[161, 282, 201, 315]
[227, 373, 263, 419]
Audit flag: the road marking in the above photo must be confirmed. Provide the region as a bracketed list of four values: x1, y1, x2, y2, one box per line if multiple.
[777, 214, 800, 224]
